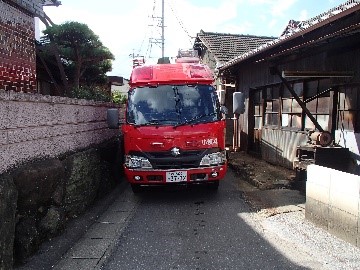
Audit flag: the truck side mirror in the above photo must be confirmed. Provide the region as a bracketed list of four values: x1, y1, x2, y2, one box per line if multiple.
[107, 108, 120, 129]
[220, 106, 228, 120]
[233, 92, 245, 114]
[220, 106, 228, 115]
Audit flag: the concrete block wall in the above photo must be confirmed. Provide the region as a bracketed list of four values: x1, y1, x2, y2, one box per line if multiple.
[0, 0, 37, 93]
[306, 164, 360, 247]
[0, 90, 123, 175]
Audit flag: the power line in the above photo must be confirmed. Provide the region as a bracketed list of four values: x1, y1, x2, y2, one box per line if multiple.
[137, 0, 163, 60]
[132, 0, 157, 60]
[167, 0, 194, 46]
[133, 0, 195, 63]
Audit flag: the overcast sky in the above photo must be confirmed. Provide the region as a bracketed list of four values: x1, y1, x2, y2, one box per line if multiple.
[43, 0, 346, 79]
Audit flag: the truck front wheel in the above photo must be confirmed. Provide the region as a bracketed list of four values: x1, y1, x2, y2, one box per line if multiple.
[131, 184, 143, 193]
[207, 181, 219, 191]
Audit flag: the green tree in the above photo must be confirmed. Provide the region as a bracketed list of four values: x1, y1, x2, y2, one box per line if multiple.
[41, 21, 114, 89]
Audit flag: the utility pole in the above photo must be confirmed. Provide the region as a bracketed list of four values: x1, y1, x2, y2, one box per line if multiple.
[130, 1, 165, 67]
[161, 0, 165, 58]
[129, 49, 144, 68]
[148, 0, 165, 59]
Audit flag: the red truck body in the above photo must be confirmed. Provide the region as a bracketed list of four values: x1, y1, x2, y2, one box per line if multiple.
[122, 62, 227, 192]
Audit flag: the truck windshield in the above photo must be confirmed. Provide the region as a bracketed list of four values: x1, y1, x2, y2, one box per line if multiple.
[127, 85, 220, 126]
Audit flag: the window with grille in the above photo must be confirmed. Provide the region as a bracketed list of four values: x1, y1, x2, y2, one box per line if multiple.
[337, 85, 360, 132]
[253, 89, 263, 129]
[304, 80, 331, 130]
[281, 82, 302, 129]
[258, 78, 332, 131]
[264, 86, 279, 126]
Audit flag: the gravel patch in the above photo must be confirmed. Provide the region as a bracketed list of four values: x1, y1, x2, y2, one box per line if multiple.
[239, 210, 360, 270]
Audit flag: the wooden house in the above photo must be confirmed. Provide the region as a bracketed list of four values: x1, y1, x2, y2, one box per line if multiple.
[216, 1, 360, 175]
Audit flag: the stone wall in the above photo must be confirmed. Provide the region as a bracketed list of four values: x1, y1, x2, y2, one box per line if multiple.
[0, 90, 122, 174]
[0, 174, 17, 269]
[0, 141, 123, 268]
[0, 0, 37, 93]
[0, 1, 126, 268]
[306, 164, 360, 247]
[0, 90, 124, 269]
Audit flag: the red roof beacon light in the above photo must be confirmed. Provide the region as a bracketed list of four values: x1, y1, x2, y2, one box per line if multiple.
[130, 65, 153, 86]
[190, 64, 213, 80]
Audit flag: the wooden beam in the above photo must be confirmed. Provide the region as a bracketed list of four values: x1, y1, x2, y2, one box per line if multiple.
[37, 48, 62, 96]
[50, 44, 70, 96]
[282, 70, 354, 78]
[270, 66, 324, 132]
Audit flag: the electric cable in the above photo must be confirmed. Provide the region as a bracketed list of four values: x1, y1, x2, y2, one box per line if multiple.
[135, 0, 157, 59]
[167, 0, 194, 46]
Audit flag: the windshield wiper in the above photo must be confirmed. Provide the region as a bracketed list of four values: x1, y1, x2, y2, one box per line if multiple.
[173, 86, 182, 121]
[174, 113, 217, 128]
[135, 119, 178, 127]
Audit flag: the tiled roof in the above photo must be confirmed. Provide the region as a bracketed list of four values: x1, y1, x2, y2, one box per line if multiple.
[220, 0, 360, 71]
[40, 0, 61, 6]
[10, 0, 60, 17]
[194, 30, 276, 64]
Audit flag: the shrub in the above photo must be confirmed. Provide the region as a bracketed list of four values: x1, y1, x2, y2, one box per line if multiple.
[70, 86, 111, 102]
[112, 90, 127, 104]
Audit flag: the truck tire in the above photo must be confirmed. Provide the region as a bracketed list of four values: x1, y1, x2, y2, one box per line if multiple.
[131, 184, 143, 193]
[207, 181, 219, 191]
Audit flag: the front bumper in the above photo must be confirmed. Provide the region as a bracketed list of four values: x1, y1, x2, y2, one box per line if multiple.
[124, 164, 227, 185]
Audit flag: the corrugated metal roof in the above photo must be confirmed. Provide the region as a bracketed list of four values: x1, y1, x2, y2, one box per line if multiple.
[194, 30, 276, 64]
[219, 0, 360, 71]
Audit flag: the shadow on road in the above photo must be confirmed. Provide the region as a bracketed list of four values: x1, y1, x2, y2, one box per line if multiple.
[103, 170, 309, 270]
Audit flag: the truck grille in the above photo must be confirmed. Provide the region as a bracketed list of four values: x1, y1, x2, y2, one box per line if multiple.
[129, 148, 220, 170]
[148, 150, 202, 158]
[149, 150, 203, 169]
[154, 160, 199, 169]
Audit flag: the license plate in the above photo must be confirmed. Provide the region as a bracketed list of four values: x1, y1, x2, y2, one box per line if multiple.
[166, 171, 187, 183]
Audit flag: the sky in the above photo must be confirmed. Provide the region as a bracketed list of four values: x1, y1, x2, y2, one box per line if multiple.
[42, 0, 346, 79]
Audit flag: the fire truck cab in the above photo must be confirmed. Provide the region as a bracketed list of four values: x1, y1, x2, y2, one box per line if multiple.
[107, 61, 228, 193]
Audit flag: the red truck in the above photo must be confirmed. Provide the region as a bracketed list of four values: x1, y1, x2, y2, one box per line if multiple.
[107, 61, 228, 193]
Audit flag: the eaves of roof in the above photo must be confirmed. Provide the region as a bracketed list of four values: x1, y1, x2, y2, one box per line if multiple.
[40, 0, 61, 6]
[9, 0, 60, 17]
[194, 33, 222, 64]
[219, 0, 360, 71]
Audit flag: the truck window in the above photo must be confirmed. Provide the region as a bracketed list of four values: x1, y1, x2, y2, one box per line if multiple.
[127, 85, 220, 126]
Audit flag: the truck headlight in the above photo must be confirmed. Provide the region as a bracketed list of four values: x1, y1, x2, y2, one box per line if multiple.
[125, 155, 153, 169]
[200, 151, 226, 166]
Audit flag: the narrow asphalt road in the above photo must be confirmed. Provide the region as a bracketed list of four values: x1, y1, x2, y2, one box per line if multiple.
[19, 169, 360, 270]
[100, 170, 306, 270]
